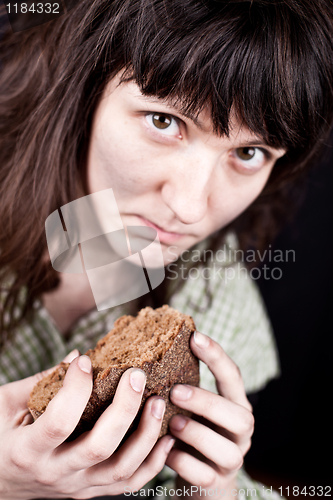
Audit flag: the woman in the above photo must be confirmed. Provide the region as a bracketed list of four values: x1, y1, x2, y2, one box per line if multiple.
[0, 0, 332, 498]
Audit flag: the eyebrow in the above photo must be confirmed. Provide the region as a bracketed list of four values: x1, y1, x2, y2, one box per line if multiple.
[137, 94, 286, 153]
[137, 95, 207, 130]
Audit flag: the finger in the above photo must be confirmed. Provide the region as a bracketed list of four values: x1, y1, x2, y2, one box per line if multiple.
[85, 396, 166, 486]
[166, 447, 217, 490]
[168, 415, 243, 473]
[1, 361, 74, 412]
[124, 435, 175, 493]
[84, 396, 166, 486]
[2, 358, 83, 428]
[190, 331, 251, 409]
[62, 349, 80, 363]
[25, 355, 93, 453]
[3, 349, 80, 412]
[70, 436, 175, 498]
[170, 385, 254, 446]
[58, 367, 147, 470]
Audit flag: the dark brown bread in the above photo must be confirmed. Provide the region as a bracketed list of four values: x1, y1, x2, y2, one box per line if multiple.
[28, 305, 199, 440]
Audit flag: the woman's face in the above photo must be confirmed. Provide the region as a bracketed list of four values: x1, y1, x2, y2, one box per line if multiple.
[87, 74, 286, 266]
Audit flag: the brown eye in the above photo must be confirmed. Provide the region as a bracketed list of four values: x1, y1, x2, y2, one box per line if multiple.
[152, 113, 172, 129]
[235, 147, 256, 161]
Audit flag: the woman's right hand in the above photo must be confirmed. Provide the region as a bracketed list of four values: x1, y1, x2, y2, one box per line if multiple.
[0, 350, 174, 499]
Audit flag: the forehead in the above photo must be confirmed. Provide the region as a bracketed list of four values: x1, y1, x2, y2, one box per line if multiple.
[110, 79, 286, 153]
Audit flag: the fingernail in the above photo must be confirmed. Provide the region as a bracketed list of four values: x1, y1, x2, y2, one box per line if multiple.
[165, 436, 176, 454]
[64, 349, 80, 363]
[194, 330, 209, 348]
[171, 384, 192, 401]
[170, 415, 187, 431]
[151, 398, 166, 419]
[130, 369, 146, 393]
[78, 355, 92, 374]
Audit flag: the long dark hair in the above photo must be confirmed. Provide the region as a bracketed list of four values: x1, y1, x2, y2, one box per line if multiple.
[1, 0, 333, 348]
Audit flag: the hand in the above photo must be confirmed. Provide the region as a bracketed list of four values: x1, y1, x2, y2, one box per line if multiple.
[166, 331, 254, 499]
[0, 350, 175, 499]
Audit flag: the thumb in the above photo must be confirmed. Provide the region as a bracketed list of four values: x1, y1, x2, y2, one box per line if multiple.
[2, 349, 80, 409]
[62, 348, 81, 364]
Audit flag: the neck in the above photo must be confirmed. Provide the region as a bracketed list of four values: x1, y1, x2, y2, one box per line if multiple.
[41, 272, 96, 336]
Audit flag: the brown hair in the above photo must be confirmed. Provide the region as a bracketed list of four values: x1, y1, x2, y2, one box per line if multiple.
[1, 0, 333, 348]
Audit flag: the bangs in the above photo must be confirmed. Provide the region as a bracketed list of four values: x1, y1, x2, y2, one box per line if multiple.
[114, 0, 333, 152]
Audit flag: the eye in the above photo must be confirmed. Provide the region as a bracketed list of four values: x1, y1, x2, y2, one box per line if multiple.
[233, 147, 267, 169]
[145, 113, 180, 136]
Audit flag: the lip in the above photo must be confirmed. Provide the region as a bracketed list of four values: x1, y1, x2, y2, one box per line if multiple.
[135, 216, 185, 244]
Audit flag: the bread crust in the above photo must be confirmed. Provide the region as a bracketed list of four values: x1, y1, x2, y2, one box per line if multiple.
[28, 307, 199, 440]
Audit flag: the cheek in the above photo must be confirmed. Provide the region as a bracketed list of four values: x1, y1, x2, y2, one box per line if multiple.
[88, 119, 156, 195]
[210, 171, 272, 227]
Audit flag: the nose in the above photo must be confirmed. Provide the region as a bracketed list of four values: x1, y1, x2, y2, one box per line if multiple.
[161, 150, 216, 225]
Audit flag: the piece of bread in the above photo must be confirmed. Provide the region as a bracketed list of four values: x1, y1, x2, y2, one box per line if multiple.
[28, 305, 199, 440]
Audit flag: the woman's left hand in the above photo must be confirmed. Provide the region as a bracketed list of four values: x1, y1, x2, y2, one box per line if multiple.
[166, 330, 254, 499]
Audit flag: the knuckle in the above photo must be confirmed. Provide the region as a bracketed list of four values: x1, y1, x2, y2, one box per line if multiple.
[58, 481, 78, 496]
[112, 466, 132, 483]
[205, 392, 218, 413]
[85, 444, 111, 464]
[43, 420, 71, 441]
[115, 404, 140, 427]
[10, 446, 30, 470]
[172, 452, 196, 479]
[227, 448, 244, 471]
[140, 419, 161, 443]
[238, 409, 255, 436]
[36, 469, 59, 487]
[236, 453, 244, 470]
[150, 456, 165, 477]
[172, 451, 186, 471]
[121, 398, 140, 416]
[201, 469, 217, 488]
[139, 430, 158, 449]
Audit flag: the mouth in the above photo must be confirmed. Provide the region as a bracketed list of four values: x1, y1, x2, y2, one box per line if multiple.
[134, 216, 185, 244]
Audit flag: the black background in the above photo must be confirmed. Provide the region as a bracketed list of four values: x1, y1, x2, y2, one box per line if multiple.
[245, 136, 333, 489]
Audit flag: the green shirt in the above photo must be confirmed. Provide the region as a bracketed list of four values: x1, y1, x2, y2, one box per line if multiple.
[0, 233, 285, 500]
